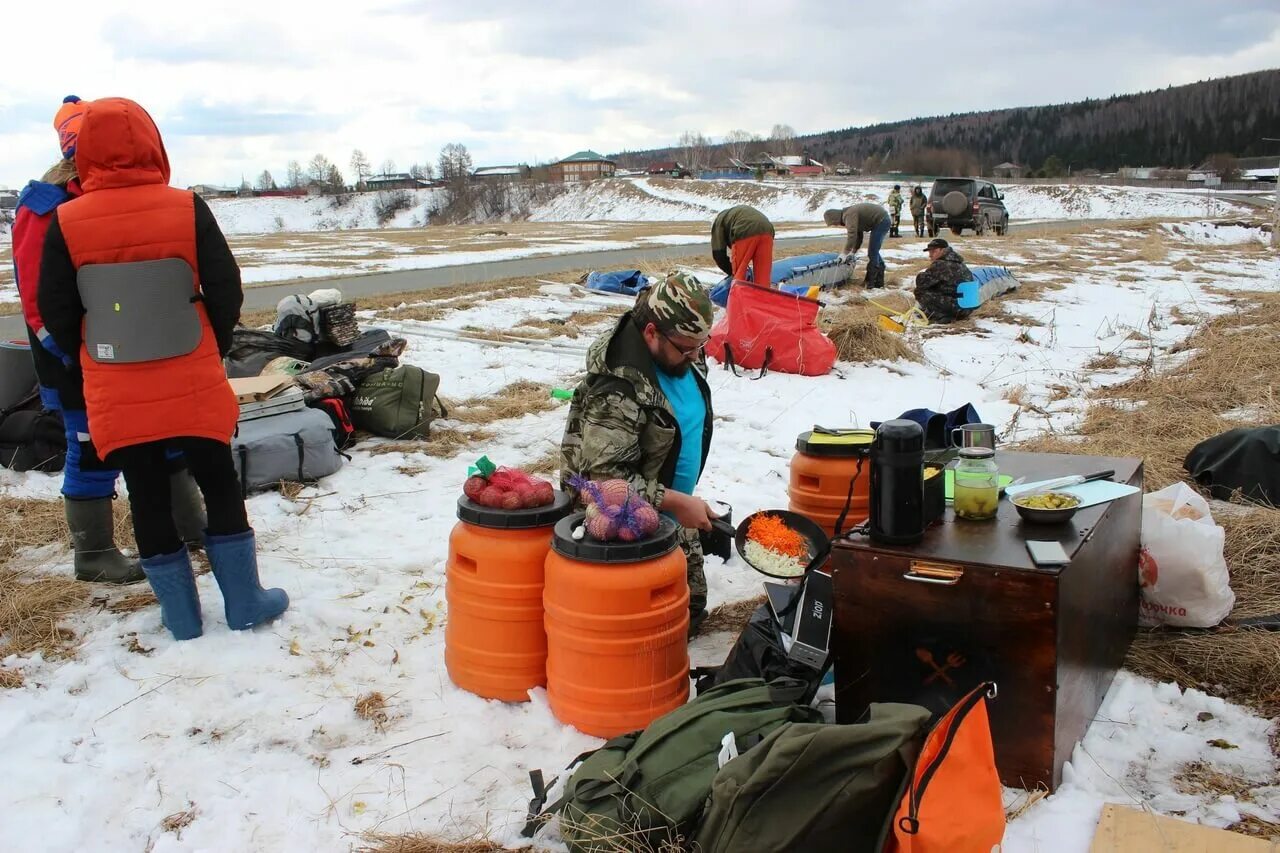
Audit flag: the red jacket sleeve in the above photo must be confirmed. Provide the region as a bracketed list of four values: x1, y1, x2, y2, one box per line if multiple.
[13, 206, 54, 339]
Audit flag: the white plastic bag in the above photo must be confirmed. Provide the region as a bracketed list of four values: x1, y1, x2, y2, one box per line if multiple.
[1138, 482, 1234, 627]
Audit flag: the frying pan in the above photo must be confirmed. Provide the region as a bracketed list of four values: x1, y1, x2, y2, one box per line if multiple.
[722, 510, 832, 580]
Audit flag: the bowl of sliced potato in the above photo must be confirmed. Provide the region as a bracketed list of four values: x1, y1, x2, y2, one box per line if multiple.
[1012, 491, 1081, 524]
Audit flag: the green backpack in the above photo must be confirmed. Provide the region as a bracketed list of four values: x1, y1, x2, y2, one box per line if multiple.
[350, 365, 443, 439]
[526, 678, 823, 853]
[693, 703, 932, 853]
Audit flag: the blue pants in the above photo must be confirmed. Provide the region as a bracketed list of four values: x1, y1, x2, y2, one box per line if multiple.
[868, 218, 890, 269]
[40, 385, 121, 500]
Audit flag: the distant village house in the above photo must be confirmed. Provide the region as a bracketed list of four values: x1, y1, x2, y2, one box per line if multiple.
[550, 150, 616, 183]
[647, 161, 691, 178]
[365, 173, 431, 191]
[992, 162, 1027, 179]
[473, 165, 530, 181]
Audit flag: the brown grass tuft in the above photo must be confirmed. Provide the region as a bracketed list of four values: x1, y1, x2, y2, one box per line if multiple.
[354, 691, 390, 731]
[0, 495, 134, 566]
[0, 567, 90, 659]
[445, 381, 558, 426]
[702, 594, 767, 635]
[821, 303, 923, 364]
[161, 802, 198, 837]
[0, 668, 24, 689]
[357, 834, 507, 853]
[523, 447, 563, 477]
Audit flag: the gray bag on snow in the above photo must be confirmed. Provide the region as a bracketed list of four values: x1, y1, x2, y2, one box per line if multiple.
[232, 407, 344, 495]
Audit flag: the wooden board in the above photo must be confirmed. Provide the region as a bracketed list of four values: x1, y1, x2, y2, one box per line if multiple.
[1089, 804, 1275, 852]
[229, 375, 295, 403]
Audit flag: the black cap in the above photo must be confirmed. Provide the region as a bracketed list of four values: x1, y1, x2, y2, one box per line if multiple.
[925, 238, 949, 251]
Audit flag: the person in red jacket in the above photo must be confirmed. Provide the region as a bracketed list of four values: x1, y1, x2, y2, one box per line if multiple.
[38, 97, 288, 641]
[11, 96, 206, 584]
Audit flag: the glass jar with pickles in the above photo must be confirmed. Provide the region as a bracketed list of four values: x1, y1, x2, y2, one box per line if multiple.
[952, 448, 1000, 521]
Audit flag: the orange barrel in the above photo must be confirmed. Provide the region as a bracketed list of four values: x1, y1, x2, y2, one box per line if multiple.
[788, 429, 874, 538]
[544, 513, 690, 738]
[445, 491, 572, 702]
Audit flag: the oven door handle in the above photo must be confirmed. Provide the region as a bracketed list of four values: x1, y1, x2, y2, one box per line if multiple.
[903, 561, 964, 585]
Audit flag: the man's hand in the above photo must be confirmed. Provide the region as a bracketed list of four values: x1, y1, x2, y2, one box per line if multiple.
[661, 490, 716, 532]
[837, 252, 852, 264]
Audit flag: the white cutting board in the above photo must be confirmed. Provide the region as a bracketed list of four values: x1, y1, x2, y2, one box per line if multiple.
[1008, 478, 1140, 508]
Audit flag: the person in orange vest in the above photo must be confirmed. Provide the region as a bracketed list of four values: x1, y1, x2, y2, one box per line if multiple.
[38, 97, 288, 641]
[11, 97, 208, 585]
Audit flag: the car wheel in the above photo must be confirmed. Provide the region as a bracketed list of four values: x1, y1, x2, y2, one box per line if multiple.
[927, 221, 939, 238]
[996, 217, 1009, 236]
[949, 225, 963, 236]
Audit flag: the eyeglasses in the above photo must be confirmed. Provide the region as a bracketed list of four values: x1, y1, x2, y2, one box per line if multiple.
[656, 326, 705, 359]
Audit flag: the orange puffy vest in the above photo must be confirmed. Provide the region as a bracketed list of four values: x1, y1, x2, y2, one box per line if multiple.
[55, 98, 237, 458]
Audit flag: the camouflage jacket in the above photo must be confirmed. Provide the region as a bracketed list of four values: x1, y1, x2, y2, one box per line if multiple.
[887, 189, 904, 213]
[914, 248, 974, 322]
[559, 312, 714, 508]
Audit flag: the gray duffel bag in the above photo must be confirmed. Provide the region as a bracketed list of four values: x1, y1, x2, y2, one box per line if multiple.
[232, 407, 344, 495]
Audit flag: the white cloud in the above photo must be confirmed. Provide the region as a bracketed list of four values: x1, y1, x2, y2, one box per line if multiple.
[1, 0, 1278, 189]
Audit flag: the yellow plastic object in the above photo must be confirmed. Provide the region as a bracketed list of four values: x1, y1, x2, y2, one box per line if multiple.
[878, 314, 905, 332]
[868, 297, 929, 333]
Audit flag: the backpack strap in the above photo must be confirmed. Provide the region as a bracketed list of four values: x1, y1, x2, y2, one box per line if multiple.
[521, 732, 640, 838]
[293, 433, 306, 482]
[238, 445, 249, 499]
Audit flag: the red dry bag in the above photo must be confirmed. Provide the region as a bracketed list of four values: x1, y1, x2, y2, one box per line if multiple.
[706, 282, 836, 377]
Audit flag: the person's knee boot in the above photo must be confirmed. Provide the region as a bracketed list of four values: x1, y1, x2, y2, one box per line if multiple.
[205, 529, 288, 630]
[169, 469, 208, 549]
[64, 497, 144, 584]
[141, 548, 203, 640]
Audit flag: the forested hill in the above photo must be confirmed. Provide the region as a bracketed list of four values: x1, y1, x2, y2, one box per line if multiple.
[615, 70, 1280, 174]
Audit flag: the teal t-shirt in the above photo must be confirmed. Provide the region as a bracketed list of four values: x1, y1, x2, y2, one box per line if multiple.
[654, 367, 706, 496]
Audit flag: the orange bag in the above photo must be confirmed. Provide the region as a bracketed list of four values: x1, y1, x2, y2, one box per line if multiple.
[887, 682, 1005, 853]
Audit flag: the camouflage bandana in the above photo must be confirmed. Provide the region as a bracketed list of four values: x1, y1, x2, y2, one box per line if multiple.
[640, 271, 714, 341]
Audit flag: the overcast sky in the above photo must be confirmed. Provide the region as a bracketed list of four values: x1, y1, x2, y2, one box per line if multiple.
[3, 0, 1279, 189]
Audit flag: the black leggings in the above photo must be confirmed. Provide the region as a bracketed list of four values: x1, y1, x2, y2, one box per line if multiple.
[108, 438, 249, 558]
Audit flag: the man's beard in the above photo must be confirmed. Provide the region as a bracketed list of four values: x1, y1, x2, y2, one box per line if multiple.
[658, 358, 691, 378]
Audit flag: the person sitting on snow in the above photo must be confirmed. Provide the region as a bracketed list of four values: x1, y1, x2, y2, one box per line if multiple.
[914, 238, 975, 324]
[559, 272, 718, 635]
[710, 204, 775, 288]
[825, 202, 890, 288]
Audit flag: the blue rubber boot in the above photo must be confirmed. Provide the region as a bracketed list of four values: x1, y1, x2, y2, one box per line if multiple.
[205, 530, 289, 630]
[140, 549, 203, 641]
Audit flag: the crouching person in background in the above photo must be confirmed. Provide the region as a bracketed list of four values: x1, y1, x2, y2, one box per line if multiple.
[914, 238, 975, 324]
[38, 97, 288, 641]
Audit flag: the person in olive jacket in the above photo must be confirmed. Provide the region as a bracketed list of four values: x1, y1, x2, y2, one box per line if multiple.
[710, 204, 775, 288]
[824, 202, 890, 288]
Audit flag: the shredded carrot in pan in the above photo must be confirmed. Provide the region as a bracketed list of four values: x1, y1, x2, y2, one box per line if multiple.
[746, 514, 808, 560]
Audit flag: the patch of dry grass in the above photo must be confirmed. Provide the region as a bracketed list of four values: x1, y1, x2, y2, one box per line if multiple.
[702, 594, 766, 635]
[1017, 290, 1280, 715]
[821, 302, 923, 364]
[523, 447, 563, 477]
[0, 567, 89, 660]
[357, 835, 507, 853]
[0, 668, 24, 689]
[161, 802, 198, 837]
[0, 495, 134, 565]
[354, 691, 390, 730]
[446, 381, 558, 425]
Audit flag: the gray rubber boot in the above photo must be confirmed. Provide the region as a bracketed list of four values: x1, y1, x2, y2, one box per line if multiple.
[65, 497, 145, 584]
[169, 469, 208, 549]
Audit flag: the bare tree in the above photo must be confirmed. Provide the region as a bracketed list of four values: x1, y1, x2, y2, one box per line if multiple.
[770, 124, 799, 156]
[380, 158, 397, 177]
[723, 129, 756, 163]
[438, 143, 473, 181]
[1205, 152, 1242, 182]
[309, 154, 334, 184]
[409, 162, 428, 180]
[349, 149, 370, 186]
[679, 131, 710, 172]
[255, 170, 276, 191]
[286, 160, 304, 189]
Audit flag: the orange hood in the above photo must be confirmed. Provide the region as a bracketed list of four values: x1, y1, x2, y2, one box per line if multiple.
[74, 98, 171, 192]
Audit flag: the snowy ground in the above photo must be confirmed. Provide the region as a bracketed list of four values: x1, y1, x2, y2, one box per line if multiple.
[0, 180, 1253, 302]
[0, 221, 1277, 851]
